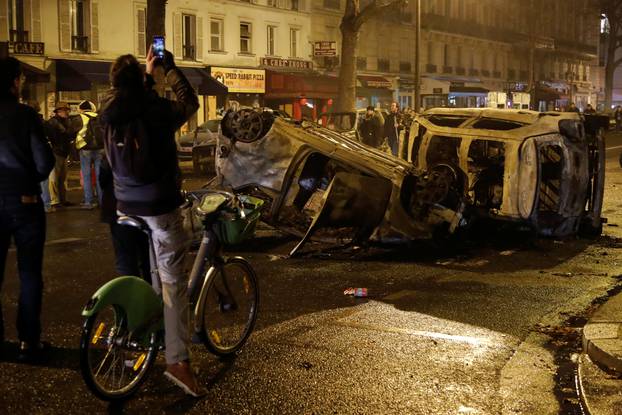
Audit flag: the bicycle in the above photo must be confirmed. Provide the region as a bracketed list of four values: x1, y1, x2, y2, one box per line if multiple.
[78, 190, 262, 401]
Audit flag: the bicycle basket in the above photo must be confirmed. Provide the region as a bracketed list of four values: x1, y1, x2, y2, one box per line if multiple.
[215, 195, 264, 245]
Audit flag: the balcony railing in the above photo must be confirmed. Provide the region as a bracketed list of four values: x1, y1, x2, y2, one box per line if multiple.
[455, 67, 465, 75]
[426, 63, 437, 73]
[468, 68, 479, 76]
[481, 69, 490, 77]
[442, 66, 453, 74]
[183, 45, 196, 60]
[399, 62, 411, 73]
[493, 71, 501, 78]
[10, 30, 29, 42]
[72, 36, 89, 53]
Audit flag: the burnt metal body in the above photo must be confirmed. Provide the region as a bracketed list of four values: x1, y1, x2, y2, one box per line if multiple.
[409, 108, 607, 237]
[215, 109, 466, 254]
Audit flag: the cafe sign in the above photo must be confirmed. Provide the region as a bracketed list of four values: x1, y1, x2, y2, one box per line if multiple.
[210, 67, 265, 93]
[10, 41, 45, 55]
[260, 57, 313, 71]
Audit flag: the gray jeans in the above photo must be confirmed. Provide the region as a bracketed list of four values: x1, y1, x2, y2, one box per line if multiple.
[121, 208, 191, 364]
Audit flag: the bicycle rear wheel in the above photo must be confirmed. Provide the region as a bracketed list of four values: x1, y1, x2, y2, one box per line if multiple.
[199, 257, 259, 357]
[79, 304, 158, 401]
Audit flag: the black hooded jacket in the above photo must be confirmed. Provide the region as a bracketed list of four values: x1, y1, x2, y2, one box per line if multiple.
[0, 95, 55, 196]
[99, 68, 199, 216]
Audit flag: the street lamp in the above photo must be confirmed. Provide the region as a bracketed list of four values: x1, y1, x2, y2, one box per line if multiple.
[413, 0, 421, 113]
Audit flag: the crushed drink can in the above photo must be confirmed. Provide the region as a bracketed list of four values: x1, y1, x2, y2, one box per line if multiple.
[344, 287, 367, 297]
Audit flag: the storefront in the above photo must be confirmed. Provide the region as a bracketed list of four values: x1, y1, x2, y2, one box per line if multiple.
[397, 78, 414, 110]
[356, 75, 394, 109]
[448, 83, 488, 108]
[264, 69, 338, 120]
[209, 66, 266, 117]
[421, 78, 449, 109]
[1, 41, 50, 113]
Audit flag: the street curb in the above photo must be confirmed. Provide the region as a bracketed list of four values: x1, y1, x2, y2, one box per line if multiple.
[582, 292, 622, 374]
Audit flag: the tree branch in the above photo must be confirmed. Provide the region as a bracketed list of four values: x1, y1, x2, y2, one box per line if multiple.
[354, 0, 407, 30]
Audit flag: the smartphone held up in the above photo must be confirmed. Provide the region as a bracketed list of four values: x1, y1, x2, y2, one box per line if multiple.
[152, 36, 165, 59]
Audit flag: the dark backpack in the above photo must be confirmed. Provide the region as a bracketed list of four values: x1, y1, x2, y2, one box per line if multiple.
[104, 118, 159, 185]
[83, 113, 105, 150]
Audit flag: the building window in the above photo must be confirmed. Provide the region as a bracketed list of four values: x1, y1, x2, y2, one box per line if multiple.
[377, 58, 390, 72]
[182, 14, 196, 60]
[135, 5, 147, 57]
[70, 0, 88, 52]
[399, 61, 411, 72]
[210, 18, 223, 51]
[267, 25, 276, 56]
[323, 0, 339, 9]
[8, 0, 27, 41]
[357, 57, 366, 70]
[290, 27, 299, 57]
[240, 22, 252, 53]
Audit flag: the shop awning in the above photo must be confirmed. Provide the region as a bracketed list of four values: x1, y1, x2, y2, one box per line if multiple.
[535, 85, 560, 101]
[357, 75, 393, 89]
[265, 71, 338, 99]
[449, 86, 489, 94]
[19, 60, 49, 83]
[56, 59, 111, 91]
[179, 67, 228, 95]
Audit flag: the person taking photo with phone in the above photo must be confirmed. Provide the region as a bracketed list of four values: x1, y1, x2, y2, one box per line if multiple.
[99, 46, 203, 397]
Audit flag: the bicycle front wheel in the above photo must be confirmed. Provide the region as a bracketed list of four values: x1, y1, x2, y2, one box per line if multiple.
[79, 304, 158, 401]
[199, 257, 259, 357]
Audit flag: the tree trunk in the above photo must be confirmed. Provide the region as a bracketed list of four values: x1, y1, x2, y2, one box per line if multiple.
[146, 0, 166, 54]
[336, 21, 359, 112]
[146, 0, 167, 92]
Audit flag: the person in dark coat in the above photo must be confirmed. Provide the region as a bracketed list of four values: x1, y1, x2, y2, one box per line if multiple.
[358, 106, 384, 148]
[99, 48, 202, 396]
[384, 102, 403, 156]
[0, 57, 55, 362]
[44, 102, 75, 206]
[99, 158, 150, 283]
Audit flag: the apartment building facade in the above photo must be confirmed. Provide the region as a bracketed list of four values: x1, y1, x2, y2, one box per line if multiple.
[0, 0, 315, 122]
[310, 0, 602, 111]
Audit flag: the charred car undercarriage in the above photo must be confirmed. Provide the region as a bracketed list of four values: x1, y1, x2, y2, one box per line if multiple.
[212, 108, 607, 254]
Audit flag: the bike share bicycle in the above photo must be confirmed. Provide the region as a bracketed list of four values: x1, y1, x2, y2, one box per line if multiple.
[79, 190, 262, 401]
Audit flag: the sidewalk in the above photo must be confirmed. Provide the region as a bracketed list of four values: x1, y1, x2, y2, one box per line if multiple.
[580, 291, 622, 415]
[583, 291, 622, 373]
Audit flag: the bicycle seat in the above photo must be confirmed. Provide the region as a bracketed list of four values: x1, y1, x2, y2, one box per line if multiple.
[117, 215, 149, 232]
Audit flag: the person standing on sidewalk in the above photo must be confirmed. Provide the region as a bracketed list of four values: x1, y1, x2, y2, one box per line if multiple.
[75, 100, 105, 209]
[614, 105, 622, 131]
[100, 48, 203, 396]
[44, 102, 74, 207]
[26, 100, 53, 213]
[384, 102, 403, 157]
[0, 57, 55, 361]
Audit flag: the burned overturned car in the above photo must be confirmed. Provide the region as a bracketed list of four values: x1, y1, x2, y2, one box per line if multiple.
[214, 108, 467, 255]
[213, 107, 607, 254]
[408, 108, 607, 237]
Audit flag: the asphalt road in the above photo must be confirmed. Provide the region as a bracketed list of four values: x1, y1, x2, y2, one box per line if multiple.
[2, 132, 622, 414]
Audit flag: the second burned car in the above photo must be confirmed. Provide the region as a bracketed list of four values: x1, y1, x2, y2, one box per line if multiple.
[408, 108, 607, 238]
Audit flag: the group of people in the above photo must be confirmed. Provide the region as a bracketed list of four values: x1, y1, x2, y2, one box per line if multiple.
[358, 102, 414, 157]
[1, 46, 204, 396]
[30, 99, 105, 212]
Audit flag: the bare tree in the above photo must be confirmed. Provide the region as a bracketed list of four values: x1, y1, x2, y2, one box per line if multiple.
[601, 0, 622, 108]
[336, 0, 408, 112]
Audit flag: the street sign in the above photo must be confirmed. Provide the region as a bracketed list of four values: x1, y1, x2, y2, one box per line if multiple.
[313, 41, 337, 57]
